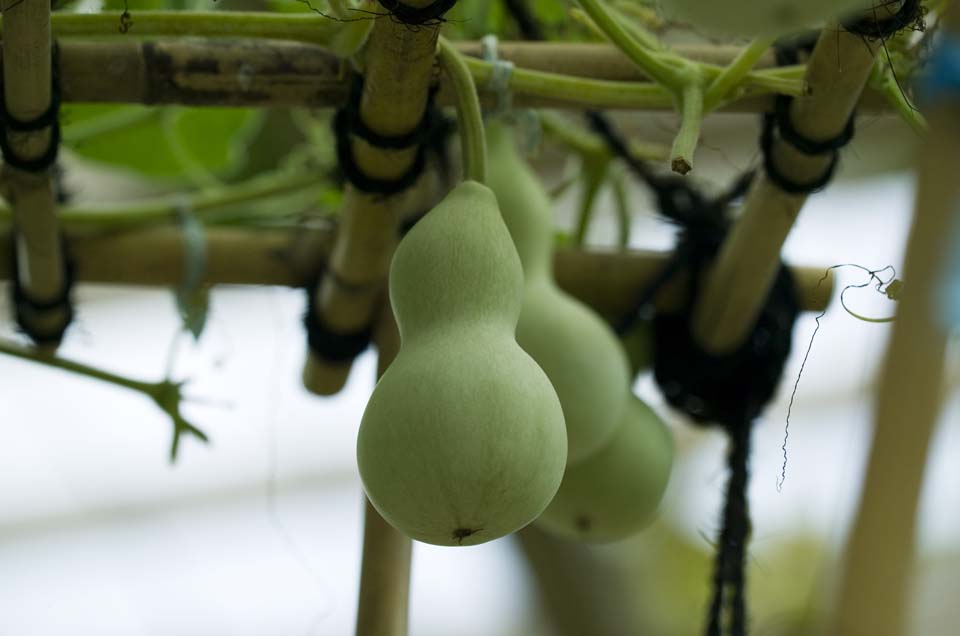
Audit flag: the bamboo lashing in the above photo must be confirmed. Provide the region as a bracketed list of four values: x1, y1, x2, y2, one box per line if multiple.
[691, 3, 903, 354]
[1, 0, 67, 346]
[300, 3, 443, 397]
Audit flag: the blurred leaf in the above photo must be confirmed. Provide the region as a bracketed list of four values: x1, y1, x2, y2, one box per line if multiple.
[176, 285, 211, 341]
[103, 0, 168, 10]
[62, 105, 263, 182]
[533, 0, 566, 24]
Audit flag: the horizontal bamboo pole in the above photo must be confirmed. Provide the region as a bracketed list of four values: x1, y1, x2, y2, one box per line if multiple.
[1, 0, 68, 345]
[0, 226, 834, 316]
[692, 9, 896, 354]
[0, 39, 893, 113]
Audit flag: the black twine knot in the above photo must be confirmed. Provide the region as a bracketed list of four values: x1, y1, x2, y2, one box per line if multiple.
[8, 233, 76, 347]
[377, 0, 457, 26]
[760, 41, 856, 196]
[0, 42, 62, 174]
[333, 73, 451, 197]
[606, 164, 797, 636]
[303, 269, 374, 364]
[844, 0, 924, 41]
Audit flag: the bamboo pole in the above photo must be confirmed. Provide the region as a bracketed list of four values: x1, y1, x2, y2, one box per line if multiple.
[1, 0, 67, 345]
[691, 5, 901, 354]
[0, 226, 834, 315]
[300, 3, 447, 396]
[0, 39, 893, 112]
[354, 301, 412, 636]
[830, 14, 960, 635]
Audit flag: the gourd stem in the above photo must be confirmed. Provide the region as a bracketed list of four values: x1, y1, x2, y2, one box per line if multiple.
[437, 37, 487, 184]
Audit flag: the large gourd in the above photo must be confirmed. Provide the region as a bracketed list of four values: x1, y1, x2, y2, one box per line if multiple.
[486, 121, 631, 464]
[536, 396, 673, 542]
[357, 181, 568, 547]
[657, 0, 873, 37]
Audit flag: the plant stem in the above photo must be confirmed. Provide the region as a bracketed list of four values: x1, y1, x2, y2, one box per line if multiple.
[437, 37, 486, 184]
[670, 80, 704, 175]
[573, 155, 611, 246]
[0, 338, 155, 394]
[610, 165, 631, 249]
[539, 111, 669, 161]
[704, 36, 776, 112]
[0, 170, 322, 229]
[464, 55, 673, 108]
[575, 0, 680, 90]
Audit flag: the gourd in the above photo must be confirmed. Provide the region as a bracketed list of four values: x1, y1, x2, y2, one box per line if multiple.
[357, 181, 568, 547]
[536, 396, 673, 542]
[657, 0, 872, 37]
[486, 120, 631, 464]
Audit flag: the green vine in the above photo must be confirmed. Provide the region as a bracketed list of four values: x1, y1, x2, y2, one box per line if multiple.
[0, 338, 208, 461]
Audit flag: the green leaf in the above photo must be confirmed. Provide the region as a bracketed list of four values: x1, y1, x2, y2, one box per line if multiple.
[62, 105, 263, 182]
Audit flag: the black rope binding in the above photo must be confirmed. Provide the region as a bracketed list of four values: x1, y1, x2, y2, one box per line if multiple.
[333, 73, 448, 197]
[2, 42, 74, 346]
[377, 0, 458, 26]
[303, 269, 374, 364]
[0, 42, 62, 173]
[8, 234, 76, 346]
[760, 40, 856, 196]
[844, 0, 923, 41]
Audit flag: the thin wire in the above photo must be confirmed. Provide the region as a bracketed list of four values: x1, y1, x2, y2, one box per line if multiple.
[778, 263, 897, 492]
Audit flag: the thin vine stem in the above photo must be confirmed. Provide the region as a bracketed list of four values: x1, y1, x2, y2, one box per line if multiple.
[575, 0, 680, 90]
[0, 338, 209, 460]
[670, 80, 704, 175]
[704, 36, 777, 112]
[0, 170, 323, 229]
[0, 338, 153, 393]
[437, 36, 487, 184]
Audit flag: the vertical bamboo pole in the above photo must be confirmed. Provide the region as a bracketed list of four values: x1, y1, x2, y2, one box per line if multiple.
[691, 4, 902, 353]
[830, 12, 960, 635]
[355, 299, 412, 636]
[301, 2, 445, 395]
[1, 0, 68, 346]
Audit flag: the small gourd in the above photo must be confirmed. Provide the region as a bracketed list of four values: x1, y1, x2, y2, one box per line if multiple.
[536, 396, 673, 542]
[357, 181, 568, 547]
[486, 120, 631, 464]
[657, 0, 872, 36]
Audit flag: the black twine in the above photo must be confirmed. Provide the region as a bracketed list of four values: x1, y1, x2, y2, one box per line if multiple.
[602, 130, 797, 635]
[0, 42, 62, 174]
[376, 0, 458, 26]
[759, 41, 856, 196]
[333, 73, 449, 197]
[303, 270, 374, 363]
[844, 0, 923, 41]
[8, 234, 75, 346]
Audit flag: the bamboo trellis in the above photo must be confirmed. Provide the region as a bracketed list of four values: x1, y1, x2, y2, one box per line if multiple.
[0, 2, 953, 636]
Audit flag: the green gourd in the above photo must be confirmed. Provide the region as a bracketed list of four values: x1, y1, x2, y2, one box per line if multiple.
[536, 396, 673, 542]
[486, 120, 631, 464]
[357, 181, 568, 547]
